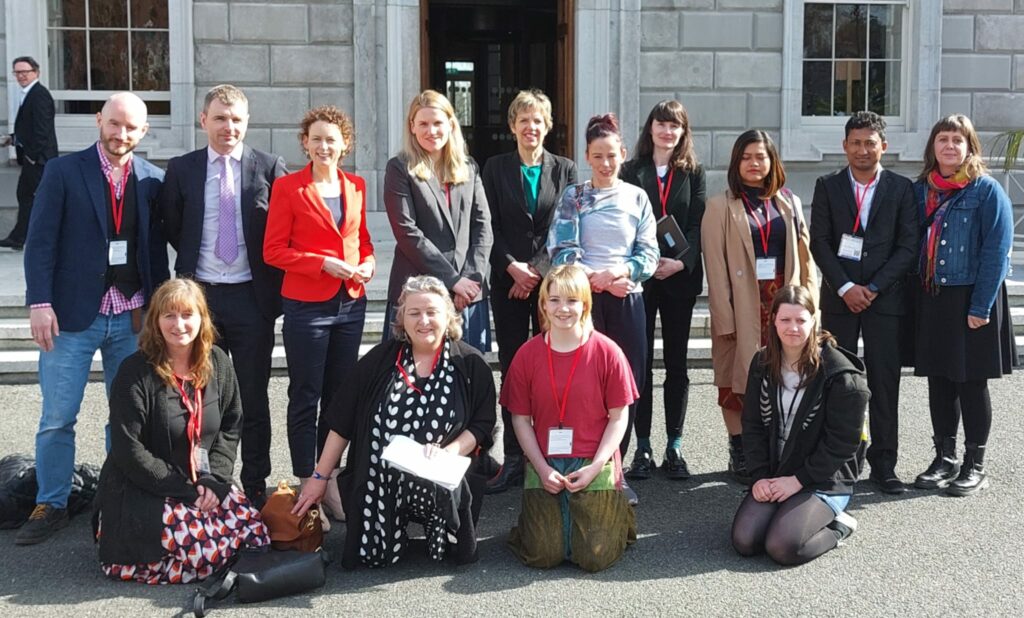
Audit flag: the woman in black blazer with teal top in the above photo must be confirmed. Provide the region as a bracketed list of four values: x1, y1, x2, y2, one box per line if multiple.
[481, 90, 577, 493]
[620, 100, 706, 481]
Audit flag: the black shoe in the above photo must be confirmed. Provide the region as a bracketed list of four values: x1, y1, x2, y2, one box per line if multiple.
[621, 478, 639, 506]
[728, 439, 751, 486]
[869, 469, 907, 495]
[14, 505, 69, 545]
[245, 487, 268, 511]
[915, 436, 960, 490]
[827, 511, 858, 543]
[662, 448, 691, 480]
[485, 455, 525, 494]
[947, 443, 989, 497]
[625, 446, 654, 480]
[0, 237, 23, 250]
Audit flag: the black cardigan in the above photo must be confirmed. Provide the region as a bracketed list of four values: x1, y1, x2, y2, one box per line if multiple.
[620, 158, 707, 297]
[326, 338, 496, 569]
[741, 341, 870, 495]
[95, 347, 242, 565]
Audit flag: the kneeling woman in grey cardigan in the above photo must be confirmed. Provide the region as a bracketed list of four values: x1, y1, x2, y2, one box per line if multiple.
[94, 280, 270, 584]
[732, 285, 869, 566]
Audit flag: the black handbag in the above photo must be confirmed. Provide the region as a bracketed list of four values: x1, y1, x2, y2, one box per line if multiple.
[192, 548, 329, 616]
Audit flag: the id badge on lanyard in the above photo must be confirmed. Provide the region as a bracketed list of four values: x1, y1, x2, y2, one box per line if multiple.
[756, 257, 777, 280]
[837, 233, 863, 261]
[545, 333, 584, 458]
[547, 427, 574, 456]
[108, 240, 128, 265]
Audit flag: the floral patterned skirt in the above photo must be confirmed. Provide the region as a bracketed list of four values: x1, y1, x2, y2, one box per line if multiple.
[100, 487, 270, 585]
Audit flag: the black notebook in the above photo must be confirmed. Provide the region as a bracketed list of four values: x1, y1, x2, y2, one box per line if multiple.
[656, 215, 690, 259]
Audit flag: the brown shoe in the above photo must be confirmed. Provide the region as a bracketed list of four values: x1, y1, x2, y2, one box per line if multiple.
[15, 504, 69, 545]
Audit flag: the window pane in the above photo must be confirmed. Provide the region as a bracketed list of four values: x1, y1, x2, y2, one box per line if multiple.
[802, 61, 832, 116]
[48, 29, 88, 90]
[131, 31, 169, 90]
[834, 60, 866, 115]
[835, 4, 867, 59]
[90, 0, 128, 28]
[869, 5, 901, 59]
[48, 0, 86, 27]
[131, 0, 168, 28]
[868, 61, 900, 115]
[803, 3, 833, 59]
[90, 31, 129, 89]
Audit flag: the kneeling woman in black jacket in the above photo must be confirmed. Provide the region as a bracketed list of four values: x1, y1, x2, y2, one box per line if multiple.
[731, 285, 869, 566]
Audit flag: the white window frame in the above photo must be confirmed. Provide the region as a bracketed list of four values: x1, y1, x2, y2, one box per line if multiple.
[781, 0, 941, 161]
[6, 0, 195, 158]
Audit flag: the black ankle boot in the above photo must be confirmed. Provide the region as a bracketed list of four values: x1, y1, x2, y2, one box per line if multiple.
[914, 436, 959, 490]
[947, 443, 989, 497]
[485, 454, 524, 494]
[728, 435, 751, 486]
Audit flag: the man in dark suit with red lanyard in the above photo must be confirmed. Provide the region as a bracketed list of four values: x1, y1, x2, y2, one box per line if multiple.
[1, 56, 58, 250]
[809, 111, 919, 494]
[160, 84, 287, 508]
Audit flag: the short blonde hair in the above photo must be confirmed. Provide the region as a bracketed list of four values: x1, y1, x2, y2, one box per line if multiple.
[401, 90, 469, 185]
[391, 275, 463, 341]
[537, 265, 593, 332]
[507, 89, 553, 134]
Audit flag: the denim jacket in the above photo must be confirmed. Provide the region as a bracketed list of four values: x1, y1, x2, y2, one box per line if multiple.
[913, 174, 1012, 319]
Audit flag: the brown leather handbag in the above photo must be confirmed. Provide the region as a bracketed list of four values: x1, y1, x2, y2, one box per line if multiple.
[259, 481, 323, 552]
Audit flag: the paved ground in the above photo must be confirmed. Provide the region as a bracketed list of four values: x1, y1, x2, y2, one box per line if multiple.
[1, 368, 1023, 617]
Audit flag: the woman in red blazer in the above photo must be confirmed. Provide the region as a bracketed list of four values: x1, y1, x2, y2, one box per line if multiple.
[264, 105, 374, 522]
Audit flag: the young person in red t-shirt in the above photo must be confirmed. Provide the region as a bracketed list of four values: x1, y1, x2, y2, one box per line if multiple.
[503, 264, 638, 572]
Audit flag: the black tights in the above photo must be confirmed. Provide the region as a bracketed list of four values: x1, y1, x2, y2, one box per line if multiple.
[927, 377, 992, 445]
[731, 492, 838, 566]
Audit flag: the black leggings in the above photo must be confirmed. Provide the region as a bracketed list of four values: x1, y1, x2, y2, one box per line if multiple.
[731, 492, 838, 566]
[927, 377, 992, 445]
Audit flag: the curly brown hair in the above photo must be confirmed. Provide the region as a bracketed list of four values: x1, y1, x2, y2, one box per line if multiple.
[298, 105, 355, 160]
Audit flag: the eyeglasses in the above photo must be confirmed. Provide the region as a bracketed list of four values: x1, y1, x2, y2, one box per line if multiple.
[12, 70, 36, 76]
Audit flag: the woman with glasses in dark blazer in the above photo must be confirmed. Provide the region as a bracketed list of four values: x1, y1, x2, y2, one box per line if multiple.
[481, 89, 577, 494]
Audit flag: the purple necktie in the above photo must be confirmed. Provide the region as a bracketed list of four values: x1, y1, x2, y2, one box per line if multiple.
[215, 155, 238, 264]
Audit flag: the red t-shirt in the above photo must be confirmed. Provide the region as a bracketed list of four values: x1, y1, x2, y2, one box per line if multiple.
[500, 330, 638, 458]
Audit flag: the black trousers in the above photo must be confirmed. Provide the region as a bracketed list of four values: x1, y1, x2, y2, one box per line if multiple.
[591, 292, 647, 457]
[202, 281, 276, 492]
[635, 278, 696, 444]
[823, 310, 901, 471]
[9, 162, 45, 243]
[491, 282, 542, 457]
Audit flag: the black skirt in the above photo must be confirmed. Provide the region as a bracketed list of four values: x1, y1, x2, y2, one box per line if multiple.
[914, 283, 1016, 382]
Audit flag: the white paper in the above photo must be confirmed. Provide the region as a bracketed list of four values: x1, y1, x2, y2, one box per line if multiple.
[381, 435, 471, 491]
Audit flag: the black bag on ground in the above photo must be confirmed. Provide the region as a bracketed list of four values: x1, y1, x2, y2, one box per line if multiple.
[192, 547, 329, 616]
[0, 454, 100, 528]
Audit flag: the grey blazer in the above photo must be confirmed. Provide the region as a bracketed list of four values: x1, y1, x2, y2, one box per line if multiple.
[383, 154, 493, 303]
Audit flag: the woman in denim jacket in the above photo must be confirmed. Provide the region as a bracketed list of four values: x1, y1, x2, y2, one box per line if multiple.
[911, 114, 1014, 497]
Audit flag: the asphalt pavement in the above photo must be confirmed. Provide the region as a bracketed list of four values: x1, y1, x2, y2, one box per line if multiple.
[1, 368, 1022, 617]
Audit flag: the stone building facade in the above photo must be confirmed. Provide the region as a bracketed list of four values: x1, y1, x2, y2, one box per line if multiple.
[3, 0, 1023, 207]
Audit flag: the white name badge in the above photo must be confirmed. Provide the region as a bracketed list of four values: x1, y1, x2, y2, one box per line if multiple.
[108, 240, 128, 266]
[837, 234, 864, 261]
[196, 447, 211, 475]
[547, 427, 574, 456]
[755, 257, 776, 280]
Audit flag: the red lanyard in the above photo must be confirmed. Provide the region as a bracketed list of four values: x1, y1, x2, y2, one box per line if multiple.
[396, 342, 444, 394]
[108, 165, 132, 235]
[546, 333, 585, 428]
[655, 166, 674, 218]
[176, 377, 204, 483]
[740, 193, 773, 255]
[851, 176, 876, 235]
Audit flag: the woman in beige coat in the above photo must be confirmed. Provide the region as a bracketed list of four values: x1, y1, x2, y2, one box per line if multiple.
[702, 130, 817, 484]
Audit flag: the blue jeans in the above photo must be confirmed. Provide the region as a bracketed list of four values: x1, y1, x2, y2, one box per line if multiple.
[36, 311, 137, 508]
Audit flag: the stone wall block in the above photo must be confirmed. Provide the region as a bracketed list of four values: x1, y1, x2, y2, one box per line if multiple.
[681, 12, 753, 49]
[194, 3, 228, 41]
[941, 54, 1012, 90]
[973, 93, 1024, 128]
[1014, 55, 1024, 90]
[691, 131, 712, 168]
[712, 131, 742, 168]
[940, 93, 972, 119]
[714, 52, 782, 89]
[310, 87, 355, 117]
[311, 4, 354, 44]
[943, 0, 1012, 11]
[195, 44, 270, 84]
[640, 52, 713, 88]
[271, 46, 354, 85]
[243, 87, 310, 126]
[230, 4, 307, 42]
[975, 15, 1024, 50]
[754, 12, 783, 50]
[747, 92, 781, 129]
[716, 0, 781, 9]
[641, 11, 679, 49]
[679, 92, 747, 128]
[941, 15, 974, 51]
[271, 127, 307, 166]
[641, 0, 714, 8]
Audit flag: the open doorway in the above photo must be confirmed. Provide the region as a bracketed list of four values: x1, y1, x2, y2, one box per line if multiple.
[421, 0, 574, 167]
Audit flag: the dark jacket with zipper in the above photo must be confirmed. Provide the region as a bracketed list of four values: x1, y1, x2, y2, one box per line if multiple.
[741, 341, 870, 495]
[325, 338, 496, 569]
[95, 347, 242, 565]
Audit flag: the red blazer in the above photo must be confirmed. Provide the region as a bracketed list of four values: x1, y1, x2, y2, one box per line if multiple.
[264, 165, 375, 302]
